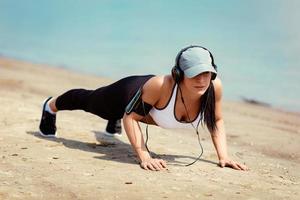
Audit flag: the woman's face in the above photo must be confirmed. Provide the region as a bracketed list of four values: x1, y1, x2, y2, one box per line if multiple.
[182, 72, 212, 96]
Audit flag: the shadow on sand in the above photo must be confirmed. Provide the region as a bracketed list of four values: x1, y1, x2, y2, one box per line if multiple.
[27, 130, 218, 167]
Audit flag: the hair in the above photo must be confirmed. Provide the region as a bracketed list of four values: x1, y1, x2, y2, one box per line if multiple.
[199, 81, 217, 133]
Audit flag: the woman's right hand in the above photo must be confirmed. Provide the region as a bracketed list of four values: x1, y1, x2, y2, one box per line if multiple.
[140, 158, 167, 171]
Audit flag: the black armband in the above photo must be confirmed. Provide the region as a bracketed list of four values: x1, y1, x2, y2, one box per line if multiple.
[125, 88, 153, 116]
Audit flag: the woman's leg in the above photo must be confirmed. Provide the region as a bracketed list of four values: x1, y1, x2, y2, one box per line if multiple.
[104, 119, 122, 137]
[39, 88, 123, 137]
[39, 89, 94, 137]
[48, 98, 58, 112]
[55, 88, 94, 112]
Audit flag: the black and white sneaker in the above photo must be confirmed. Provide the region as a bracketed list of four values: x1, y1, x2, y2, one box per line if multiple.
[39, 97, 57, 138]
[104, 119, 122, 137]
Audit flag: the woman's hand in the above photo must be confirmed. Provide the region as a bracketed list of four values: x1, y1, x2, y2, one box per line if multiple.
[140, 158, 167, 171]
[219, 158, 249, 171]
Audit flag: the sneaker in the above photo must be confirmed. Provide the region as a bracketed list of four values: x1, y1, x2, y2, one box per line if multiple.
[104, 119, 122, 137]
[39, 97, 57, 138]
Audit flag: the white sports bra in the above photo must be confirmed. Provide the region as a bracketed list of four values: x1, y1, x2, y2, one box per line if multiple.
[149, 84, 202, 129]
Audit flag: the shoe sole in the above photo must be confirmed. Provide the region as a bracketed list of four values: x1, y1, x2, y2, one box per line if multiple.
[39, 97, 57, 138]
[103, 131, 122, 138]
[38, 131, 57, 138]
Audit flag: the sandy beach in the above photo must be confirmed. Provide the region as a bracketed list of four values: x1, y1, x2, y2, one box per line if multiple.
[0, 57, 299, 200]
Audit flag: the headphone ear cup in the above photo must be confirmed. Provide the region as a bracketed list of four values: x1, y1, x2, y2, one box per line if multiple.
[211, 73, 217, 80]
[172, 66, 183, 83]
[211, 63, 217, 80]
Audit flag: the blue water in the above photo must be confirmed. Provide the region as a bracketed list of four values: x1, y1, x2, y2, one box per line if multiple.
[0, 0, 299, 112]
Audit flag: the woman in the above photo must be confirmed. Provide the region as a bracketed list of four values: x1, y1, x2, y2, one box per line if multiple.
[39, 45, 248, 171]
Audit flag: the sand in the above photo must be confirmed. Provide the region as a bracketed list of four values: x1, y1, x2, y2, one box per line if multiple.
[0, 57, 299, 199]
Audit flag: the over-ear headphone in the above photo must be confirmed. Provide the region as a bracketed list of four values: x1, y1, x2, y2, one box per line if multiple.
[171, 45, 218, 83]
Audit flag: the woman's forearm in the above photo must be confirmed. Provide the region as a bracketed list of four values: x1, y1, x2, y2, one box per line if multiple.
[211, 119, 228, 161]
[123, 114, 151, 162]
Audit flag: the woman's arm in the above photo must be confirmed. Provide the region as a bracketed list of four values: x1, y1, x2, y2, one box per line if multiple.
[210, 78, 248, 170]
[123, 113, 166, 170]
[123, 76, 167, 171]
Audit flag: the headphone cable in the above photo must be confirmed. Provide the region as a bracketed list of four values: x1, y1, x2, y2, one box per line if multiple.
[141, 98, 152, 155]
[142, 83, 210, 166]
[178, 83, 208, 166]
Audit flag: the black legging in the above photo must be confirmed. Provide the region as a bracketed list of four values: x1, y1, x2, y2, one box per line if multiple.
[55, 75, 154, 120]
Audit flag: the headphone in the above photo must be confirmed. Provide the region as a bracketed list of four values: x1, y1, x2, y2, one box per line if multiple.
[171, 45, 218, 83]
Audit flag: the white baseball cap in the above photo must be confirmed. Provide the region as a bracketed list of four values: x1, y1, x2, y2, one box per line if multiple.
[178, 46, 217, 78]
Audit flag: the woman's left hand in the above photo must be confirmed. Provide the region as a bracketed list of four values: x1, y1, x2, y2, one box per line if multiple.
[219, 158, 249, 171]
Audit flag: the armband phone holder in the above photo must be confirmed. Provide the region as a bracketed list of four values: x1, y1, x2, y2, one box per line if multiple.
[125, 87, 142, 114]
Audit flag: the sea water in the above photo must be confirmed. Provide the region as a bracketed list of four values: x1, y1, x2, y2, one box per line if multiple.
[0, 0, 299, 112]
